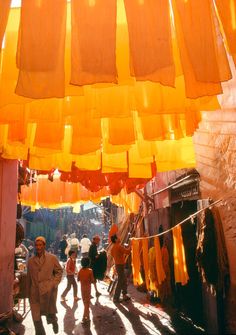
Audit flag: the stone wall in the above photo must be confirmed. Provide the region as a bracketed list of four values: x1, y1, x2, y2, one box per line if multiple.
[193, 102, 236, 331]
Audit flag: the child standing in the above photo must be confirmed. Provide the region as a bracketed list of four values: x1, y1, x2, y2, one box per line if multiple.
[61, 250, 79, 302]
[77, 257, 95, 324]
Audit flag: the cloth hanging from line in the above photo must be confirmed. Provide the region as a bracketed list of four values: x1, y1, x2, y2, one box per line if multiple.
[141, 239, 150, 290]
[154, 236, 166, 285]
[172, 225, 189, 286]
[71, 0, 117, 85]
[131, 239, 143, 286]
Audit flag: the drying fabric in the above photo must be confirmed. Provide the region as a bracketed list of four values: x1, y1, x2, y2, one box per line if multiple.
[172, 225, 189, 285]
[214, 0, 236, 66]
[148, 247, 158, 293]
[124, 0, 175, 86]
[141, 239, 150, 290]
[154, 237, 166, 285]
[131, 239, 143, 286]
[0, 0, 11, 50]
[172, 0, 231, 98]
[159, 245, 171, 301]
[71, 0, 117, 85]
[16, 0, 67, 98]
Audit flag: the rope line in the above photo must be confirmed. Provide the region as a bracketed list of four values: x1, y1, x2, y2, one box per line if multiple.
[131, 197, 223, 241]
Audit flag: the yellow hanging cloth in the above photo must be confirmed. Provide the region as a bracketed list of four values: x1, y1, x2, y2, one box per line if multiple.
[131, 239, 143, 286]
[148, 247, 158, 293]
[154, 237, 166, 285]
[141, 239, 150, 290]
[172, 225, 189, 285]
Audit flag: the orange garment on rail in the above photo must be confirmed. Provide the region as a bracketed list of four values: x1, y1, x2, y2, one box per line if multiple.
[0, 0, 11, 50]
[16, 0, 67, 98]
[124, 0, 174, 86]
[154, 237, 166, 285]
[141, 239, 150, 290]
[131, 239, 143, 286]
[71, 0, 117, 85]
[172, 225, 189, 285]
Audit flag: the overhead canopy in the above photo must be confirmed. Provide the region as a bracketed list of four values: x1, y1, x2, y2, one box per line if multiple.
[0, 0, 235, 194]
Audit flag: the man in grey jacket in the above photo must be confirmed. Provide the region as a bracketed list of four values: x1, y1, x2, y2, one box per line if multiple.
[27, 236, 63, 335]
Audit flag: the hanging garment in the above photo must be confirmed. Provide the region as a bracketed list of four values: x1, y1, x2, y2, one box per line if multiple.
[154, 237, 166, 285]
[159, 245, 172, 301]
[148, 247, 158, 293]
[131, 239, 143, 286]
[141, 239, 150, 290]
[172, 225, 189, 285]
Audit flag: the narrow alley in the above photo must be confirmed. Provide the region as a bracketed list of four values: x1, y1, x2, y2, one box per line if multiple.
[15, 275, 204, 335]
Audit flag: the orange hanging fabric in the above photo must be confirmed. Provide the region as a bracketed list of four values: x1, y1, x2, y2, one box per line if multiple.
[173, 0, 231, 98]
[148, 247, 158, 293]
[154, 237, 166, 285]
[215, 0, 236, 65]
[124, 0, 175, 86]
[172, 225, 189, 285]
[141, 238, 150, 290]
[131, 239, 143, 286]
[0, 0, 11, 50]
[71, 0, 117, 85]
[16, 0, 67, 98]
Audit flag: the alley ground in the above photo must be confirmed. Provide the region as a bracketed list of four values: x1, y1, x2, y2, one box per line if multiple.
[12, 265, 206, 335]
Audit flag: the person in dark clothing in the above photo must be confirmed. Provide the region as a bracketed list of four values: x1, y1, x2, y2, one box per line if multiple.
[88, 235, 101, 297]
[59, 235, 68, 262]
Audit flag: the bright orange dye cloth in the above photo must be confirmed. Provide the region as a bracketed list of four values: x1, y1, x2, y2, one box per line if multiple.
[16, 0, 67, 98]
[154, 237, 166, 285]
[215, 0, 236, 65]
[0, 0, 11, 50]
[172, 225, 189, 285]
[71, 0, 117, 85]
[124, 0, 175, 86]
[148, 247, 158, 293]
[141, 239, 150, 290]
[131, 239, 143, 286]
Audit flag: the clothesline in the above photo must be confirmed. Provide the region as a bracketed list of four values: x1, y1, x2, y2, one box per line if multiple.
[131, 197, 223, 241]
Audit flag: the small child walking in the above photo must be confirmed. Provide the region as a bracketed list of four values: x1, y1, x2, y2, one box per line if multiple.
[61, 250, 79, 302]
[77, 257, 95, 324]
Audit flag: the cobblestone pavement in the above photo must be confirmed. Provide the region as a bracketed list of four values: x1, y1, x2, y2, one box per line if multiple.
[14, 268, 205, 335]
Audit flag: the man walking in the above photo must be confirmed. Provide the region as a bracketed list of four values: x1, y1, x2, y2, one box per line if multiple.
[27, 236, 63, 335]
[80, 234, 91, 258]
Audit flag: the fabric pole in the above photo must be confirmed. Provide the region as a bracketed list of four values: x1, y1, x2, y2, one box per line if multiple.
[0, 0, 11, 50]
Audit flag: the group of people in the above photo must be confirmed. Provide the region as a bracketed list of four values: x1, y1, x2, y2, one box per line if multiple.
[27, 233, 131, 335]
[59, 233, 92, 262]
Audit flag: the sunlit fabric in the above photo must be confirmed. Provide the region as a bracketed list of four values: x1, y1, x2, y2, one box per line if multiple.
[148, 247, 158, 293]
[154, 237, 166, 285]
[71, 0, 117, 85]
[141, 238, 150, 290]
[0, 0, 11, 50]
[215, 0, 236, 64]
[172, 225, 189, 285]
[124, 0, 175, 85]
[111, 189, 141, 214]
[0, 0, 235, 190]
[131, 239, 143, 286]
